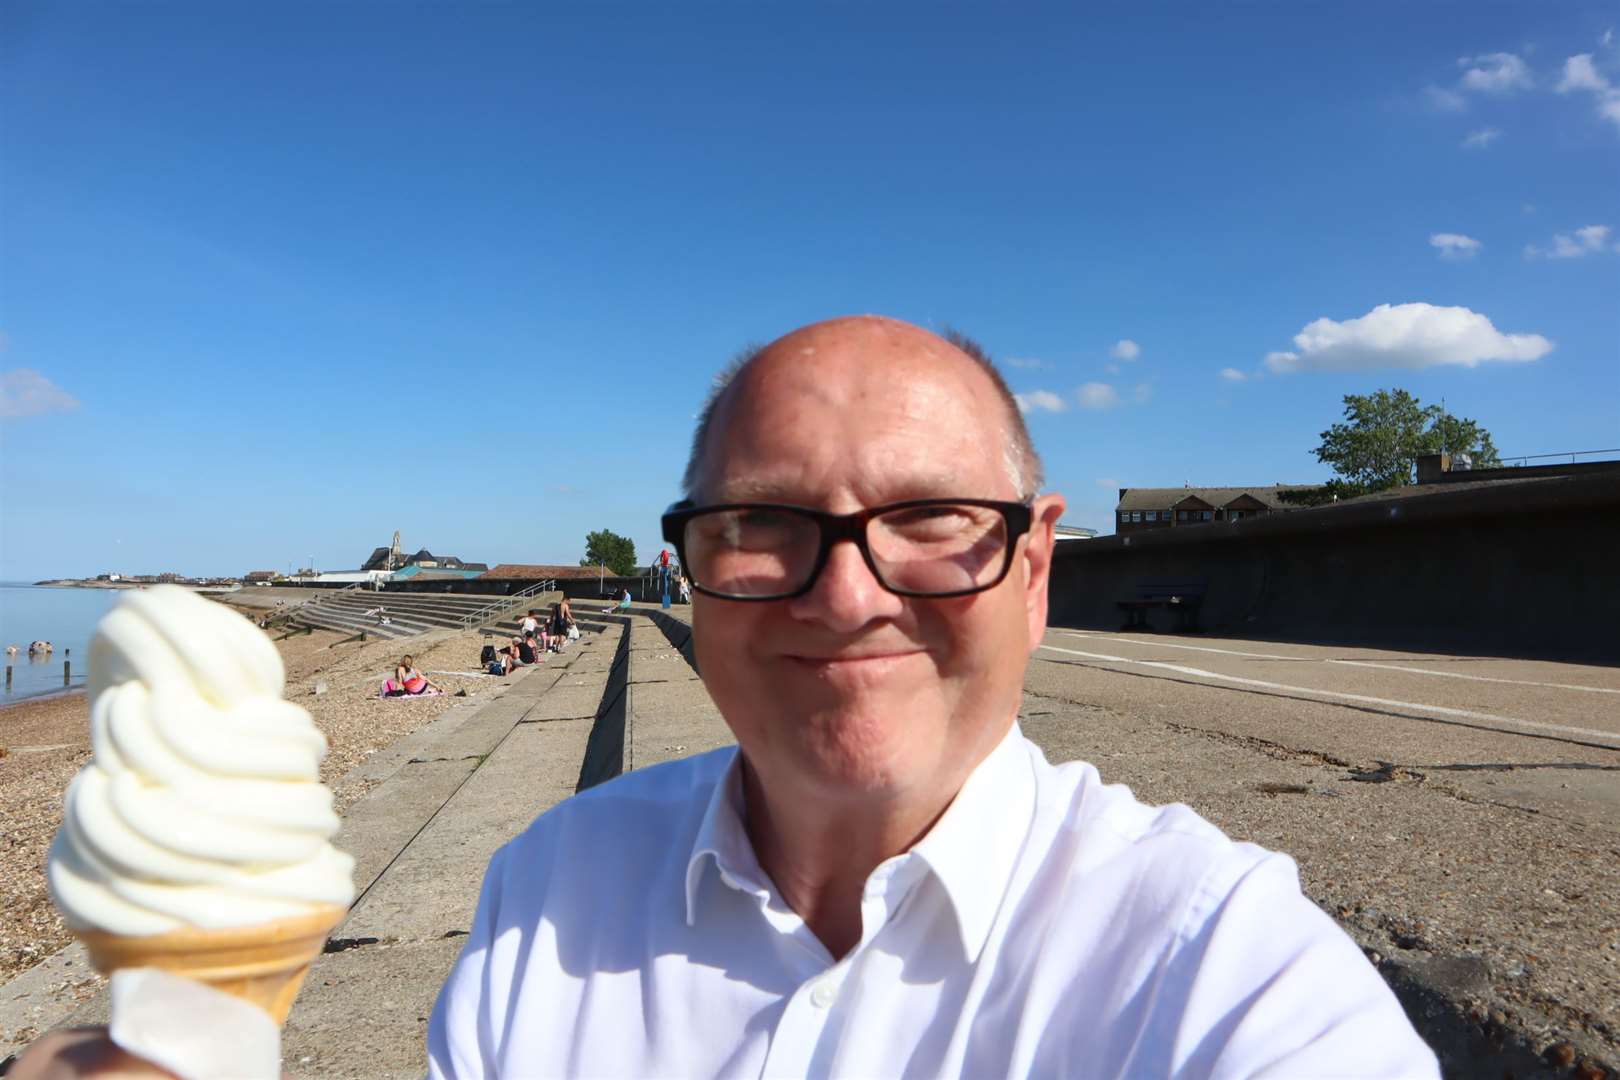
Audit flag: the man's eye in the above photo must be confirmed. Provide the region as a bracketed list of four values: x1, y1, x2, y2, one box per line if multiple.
[884, 506, 975, 535]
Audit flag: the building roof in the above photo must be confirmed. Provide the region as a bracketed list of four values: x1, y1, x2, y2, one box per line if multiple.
[483, 563, 619, 580]
[1116, 485, 1320, 512]
[359, 546, 485, 571]
[1334, 475, 1556, 505]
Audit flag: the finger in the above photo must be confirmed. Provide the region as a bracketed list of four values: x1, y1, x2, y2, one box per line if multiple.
[6, 1029, 173, 1079]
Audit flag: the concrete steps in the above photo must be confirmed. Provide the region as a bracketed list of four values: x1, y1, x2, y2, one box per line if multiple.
[278, 591, 562, 641]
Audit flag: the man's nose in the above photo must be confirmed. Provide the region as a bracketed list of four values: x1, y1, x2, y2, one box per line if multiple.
[785, 536, 902, 631]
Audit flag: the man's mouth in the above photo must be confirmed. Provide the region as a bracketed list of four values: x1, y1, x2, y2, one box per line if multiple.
[785, 650, 926, 673]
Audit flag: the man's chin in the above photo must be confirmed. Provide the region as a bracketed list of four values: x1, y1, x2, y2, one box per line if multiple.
[774, 701, 936, 795]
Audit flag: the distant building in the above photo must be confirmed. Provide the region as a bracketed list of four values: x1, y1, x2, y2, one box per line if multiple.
[389, 565, 485, 581]
[1055, 524, 1099, 542]
[359, 546, 486, 573]
[1114, 485, 1318, 533]
[244, 570, 276, 584]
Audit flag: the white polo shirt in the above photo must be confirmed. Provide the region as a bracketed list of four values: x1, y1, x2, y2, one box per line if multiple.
[428, 727, 1438, 1078]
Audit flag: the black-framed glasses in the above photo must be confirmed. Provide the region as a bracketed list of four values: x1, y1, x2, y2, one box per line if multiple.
[660, 498, 1034, 601]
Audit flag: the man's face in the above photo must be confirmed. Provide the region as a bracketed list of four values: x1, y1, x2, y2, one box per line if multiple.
[691, 317, 1065, 810]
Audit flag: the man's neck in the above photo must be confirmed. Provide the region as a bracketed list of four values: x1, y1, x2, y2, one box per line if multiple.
[739, 761, 962, 960]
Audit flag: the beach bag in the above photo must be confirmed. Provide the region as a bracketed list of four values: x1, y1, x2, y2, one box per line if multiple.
[568, 625, 580, 640]
[480, 644, 497, 665]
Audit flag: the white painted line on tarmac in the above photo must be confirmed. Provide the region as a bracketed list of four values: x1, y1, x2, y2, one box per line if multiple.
[1036, 643, 1620, 747]
[1056, 630, 1297, 660]
[1324, 659, 1620, 696]
[1053, 630, 1620, 696]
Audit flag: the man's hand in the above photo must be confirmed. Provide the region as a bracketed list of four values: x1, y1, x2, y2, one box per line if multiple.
[5, 1029, 173, 1079]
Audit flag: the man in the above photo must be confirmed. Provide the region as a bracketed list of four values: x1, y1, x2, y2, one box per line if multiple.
[426, 316, 1437, 1076]
[12, 316, 1434, 1078]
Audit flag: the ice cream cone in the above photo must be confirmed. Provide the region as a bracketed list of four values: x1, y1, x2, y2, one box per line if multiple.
[74, 903, 348, 1025]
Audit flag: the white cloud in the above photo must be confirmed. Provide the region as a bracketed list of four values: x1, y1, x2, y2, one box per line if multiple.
[0, 369, 80, 418]
[1014, 389, 1067, 414]
[1460, 127, 1502, 149]
[1557, 53, 1609, 93]
[1424, 85, 1468, 112]
[1526, 223, 1614, 258]
[1603, 28, 1614, 47]
[1109, 339, 1141, 361]
[1077, 382, 1122, 409]
[1458, 52, 1533, 94]
[1430, 232, 1483, 259]
[1094, 477, 1118, 489]
[1555, 53, 1620, 130]
[1263, 302, 1552, 373]
[1004, 356, 1047, 369]
[1219, 367, 1249, 382]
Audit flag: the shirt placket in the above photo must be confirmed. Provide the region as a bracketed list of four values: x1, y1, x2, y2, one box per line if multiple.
[758, 857, 924, 1079]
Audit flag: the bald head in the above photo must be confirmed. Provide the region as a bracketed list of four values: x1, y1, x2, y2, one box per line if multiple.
[682, 316, 1043, 501]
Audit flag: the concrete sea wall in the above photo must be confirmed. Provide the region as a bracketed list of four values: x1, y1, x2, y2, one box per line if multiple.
[1048, 473, 1620, 663]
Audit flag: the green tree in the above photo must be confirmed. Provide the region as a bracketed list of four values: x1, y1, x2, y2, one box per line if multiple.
[1313, 389, 1500, 496]
[581, 529, 638, 577]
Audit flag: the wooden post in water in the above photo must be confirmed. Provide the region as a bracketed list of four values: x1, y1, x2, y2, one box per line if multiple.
[64, 659, 71, 686]
[5, 665, 11, 689]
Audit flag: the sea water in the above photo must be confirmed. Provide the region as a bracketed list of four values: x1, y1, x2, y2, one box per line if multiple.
[0, 584, 122, 704]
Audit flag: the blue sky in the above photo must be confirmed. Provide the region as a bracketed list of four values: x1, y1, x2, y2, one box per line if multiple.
[3, 3, 1616, 581]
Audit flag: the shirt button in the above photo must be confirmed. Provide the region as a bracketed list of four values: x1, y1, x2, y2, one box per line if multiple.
[809, 980, 838, 1009]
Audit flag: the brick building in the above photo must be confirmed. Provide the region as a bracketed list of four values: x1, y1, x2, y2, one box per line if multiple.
[1114, 485, 1317, 533]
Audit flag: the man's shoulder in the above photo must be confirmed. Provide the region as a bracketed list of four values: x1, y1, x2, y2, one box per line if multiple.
[492, 747, 735, 879]
[1034, 747, 1274, 902]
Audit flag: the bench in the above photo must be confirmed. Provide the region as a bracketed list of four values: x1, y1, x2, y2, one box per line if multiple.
[1117, 580, 1207, 633]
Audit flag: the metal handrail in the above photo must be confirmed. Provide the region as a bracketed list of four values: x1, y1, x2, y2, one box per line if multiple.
[458, 580, 559, 631]
[1500, 448, 1620, 467]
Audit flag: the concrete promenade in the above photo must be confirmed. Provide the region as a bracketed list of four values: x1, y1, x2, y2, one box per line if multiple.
[2, 604, 1616, 1077]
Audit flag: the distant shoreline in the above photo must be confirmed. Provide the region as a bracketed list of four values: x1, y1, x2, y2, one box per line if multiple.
[26, 580, 241, 593]
[0, 685, 87, 713]
[30, 580, 138, 590]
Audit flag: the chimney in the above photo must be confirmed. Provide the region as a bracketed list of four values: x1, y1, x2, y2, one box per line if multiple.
[1415, 452, 1450, 484]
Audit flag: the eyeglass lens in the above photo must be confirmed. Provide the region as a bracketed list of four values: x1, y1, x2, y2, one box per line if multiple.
[683, 504, 1011, 597]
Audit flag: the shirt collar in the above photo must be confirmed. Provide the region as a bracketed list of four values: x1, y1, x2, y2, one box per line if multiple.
[684, 725, 1037, 963]
[908, 723, 1035, 963]
[685, 749, 763, 924]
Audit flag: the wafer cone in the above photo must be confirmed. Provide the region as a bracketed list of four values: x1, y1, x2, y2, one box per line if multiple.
[74, 904, 348, 1025]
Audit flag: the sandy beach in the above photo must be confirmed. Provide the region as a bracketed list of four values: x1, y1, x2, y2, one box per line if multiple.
[0, 597, 512, 986]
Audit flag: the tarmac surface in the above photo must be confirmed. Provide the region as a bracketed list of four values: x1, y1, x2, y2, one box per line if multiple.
[1024, 628, 1620, 1076]
[2, 608, 1616, 1077]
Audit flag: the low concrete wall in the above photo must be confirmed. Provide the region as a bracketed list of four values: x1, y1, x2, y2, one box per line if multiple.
[382, 576, 646, 598]
[1049, 473, 1620, 662]
[645, 609, 699, 674]
[263, 576, 665, 600]
[575, 619, 631, 792]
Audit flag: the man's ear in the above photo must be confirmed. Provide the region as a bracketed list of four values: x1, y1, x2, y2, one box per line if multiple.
[1023, 493, 1067, 654]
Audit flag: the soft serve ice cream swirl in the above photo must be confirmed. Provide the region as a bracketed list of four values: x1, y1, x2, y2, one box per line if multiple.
[48, 586, 355, 935]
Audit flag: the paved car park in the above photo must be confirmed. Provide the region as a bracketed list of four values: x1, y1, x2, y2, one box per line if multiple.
[1024, 628, 1620, 1071]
